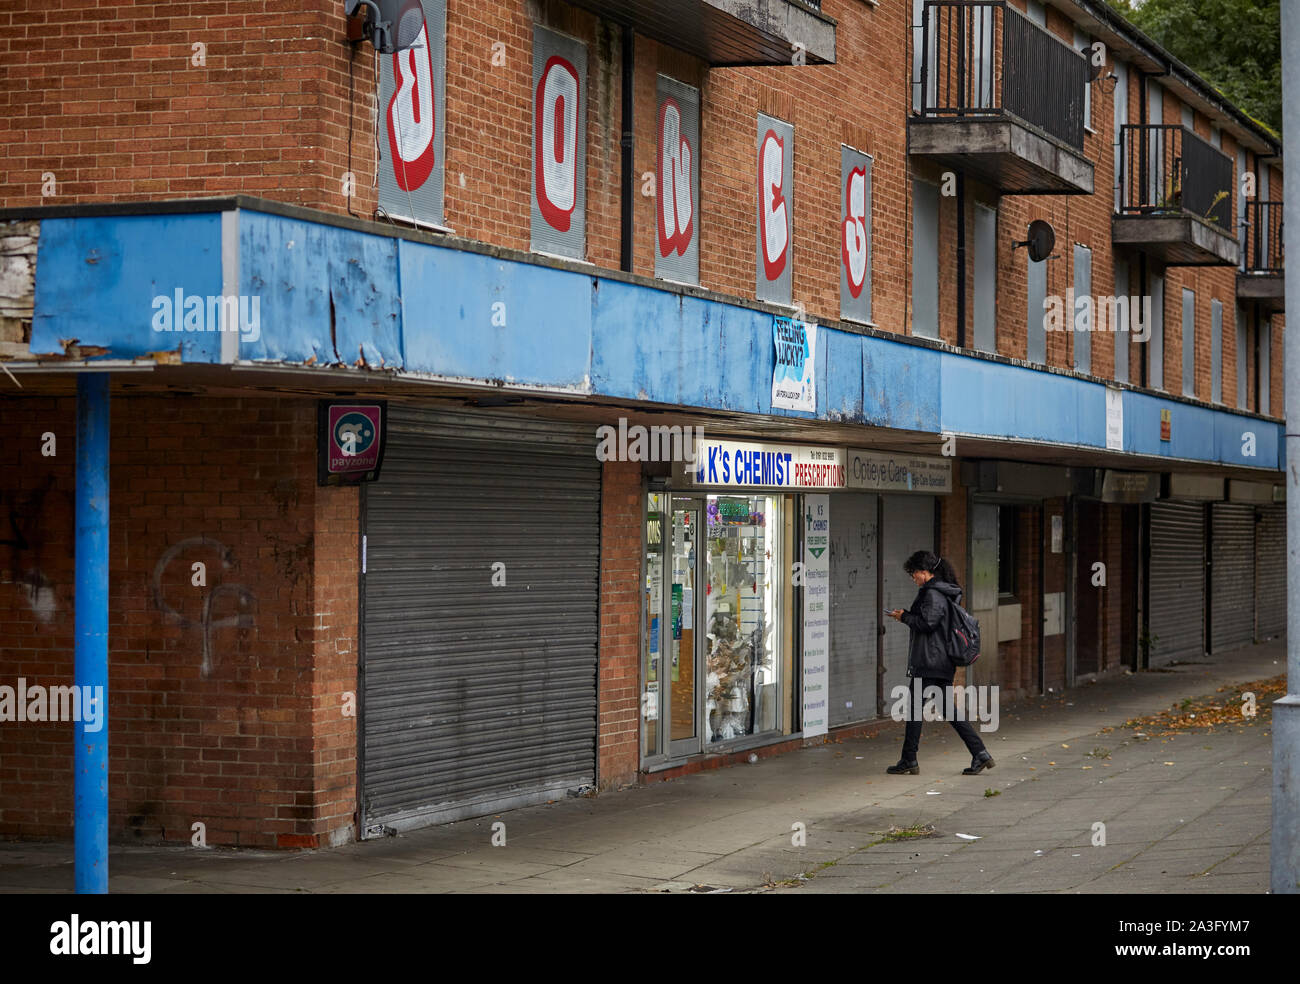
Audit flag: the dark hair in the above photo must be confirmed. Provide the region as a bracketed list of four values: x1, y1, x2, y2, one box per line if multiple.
[903, 550, 960, 588]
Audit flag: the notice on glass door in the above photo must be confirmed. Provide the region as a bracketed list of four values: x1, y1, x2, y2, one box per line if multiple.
[802, 494, 830, 738]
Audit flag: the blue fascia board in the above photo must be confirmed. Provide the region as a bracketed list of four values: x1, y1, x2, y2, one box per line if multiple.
[25, 205, 1283, 472]
[31, 213, 224, 361]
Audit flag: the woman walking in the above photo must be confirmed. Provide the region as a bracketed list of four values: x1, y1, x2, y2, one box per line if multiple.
[884, 550, 994, 776]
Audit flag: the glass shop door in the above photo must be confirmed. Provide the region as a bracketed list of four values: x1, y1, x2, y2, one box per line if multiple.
[667, 498, 702, 758]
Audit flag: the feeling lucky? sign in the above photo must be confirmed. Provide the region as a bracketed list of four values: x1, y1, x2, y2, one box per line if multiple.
[772, 317, 816, 412]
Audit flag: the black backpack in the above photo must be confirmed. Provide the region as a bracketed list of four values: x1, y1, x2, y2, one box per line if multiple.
[943, 594, 981, 666]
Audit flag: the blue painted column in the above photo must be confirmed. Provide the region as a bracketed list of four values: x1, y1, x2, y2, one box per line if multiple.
[75, 373, 109, 894]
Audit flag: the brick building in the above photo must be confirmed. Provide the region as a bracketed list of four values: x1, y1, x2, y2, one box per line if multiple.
[0, 0, 1286, 853]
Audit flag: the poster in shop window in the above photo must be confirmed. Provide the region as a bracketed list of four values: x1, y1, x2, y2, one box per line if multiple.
[772, 317, 817, 412]
[802, 494, 830, 738]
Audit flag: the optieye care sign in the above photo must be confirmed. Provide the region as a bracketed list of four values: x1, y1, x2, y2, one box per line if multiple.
[772, 317, 817, 412]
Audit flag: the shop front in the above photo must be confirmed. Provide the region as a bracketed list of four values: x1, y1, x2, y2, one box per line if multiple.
[359, 406, 602, 834]
[640, 438, 952, 769]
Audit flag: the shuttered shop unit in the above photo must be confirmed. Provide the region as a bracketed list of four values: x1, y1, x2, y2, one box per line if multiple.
[880, 495, 936, 701]
[1209, 503, 1255, 653]
[361, 407, 601, 835]
[1255, 504, 1285, 641]
[828, 493, 879, 726]
[1148, 502, 1206, 665]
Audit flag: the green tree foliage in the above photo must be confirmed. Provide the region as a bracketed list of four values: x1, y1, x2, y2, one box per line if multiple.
[1110, 0, 1281, 135]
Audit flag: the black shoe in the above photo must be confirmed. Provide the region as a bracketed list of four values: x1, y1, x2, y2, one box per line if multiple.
[886, 759, 920, 775]
[962, 752, 995, 775]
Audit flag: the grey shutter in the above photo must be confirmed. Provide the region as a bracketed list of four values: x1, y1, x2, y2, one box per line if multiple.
[531, 27, 587, 259]
[1073, 244, 1091, 373]
[1148, 502, 1206, 664]
[1114, 257, 1130, 381]
[912, 181, 939, 339]
[1254, 504, 1285, 640]
[377, 0, 447, 227]
[1211, 299, 1223, 403]
[840, 146, 872, 324]
[1147, 83, 1163, 205]
[1027, 253, 1047, 362]
[361, 406, 600, 832]
[1237, 148, 1248, 271]
[655, 75, 700, 285]
[756, 113, 794, 305]
[829, 493, 878, 726]
[1209, 503, 1255, 653]
[1075, 29, 1091, 130]
[1112, 59, 1128, 212]
[880, 495, 936, 700]
[1149, 273, 1164, 390]
[1236, 303, 1248, 408]
[1182, 288, 1196, 396]
[1260, 319, 1271, 412]
[973, 203, 996, 352]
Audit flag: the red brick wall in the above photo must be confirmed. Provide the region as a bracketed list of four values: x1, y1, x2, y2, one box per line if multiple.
[0, 394, 353, 848]
[0, 1, 334, 206]
[597, 458, 640, 787]
[309, 483, 359, 847]
[1, 0, 1282, 411]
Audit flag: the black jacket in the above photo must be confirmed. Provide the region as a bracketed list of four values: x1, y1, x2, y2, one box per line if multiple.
[900, 580, 961, 680]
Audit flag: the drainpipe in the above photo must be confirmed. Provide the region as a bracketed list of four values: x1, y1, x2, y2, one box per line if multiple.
[620, 25, 634, 273]
[1272, 0, 1300, 895]
[75, 372, 110, 894]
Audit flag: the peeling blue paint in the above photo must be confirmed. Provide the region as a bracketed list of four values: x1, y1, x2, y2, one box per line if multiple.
[33, 214, 223, 360]
[25, 205, 1283, 473]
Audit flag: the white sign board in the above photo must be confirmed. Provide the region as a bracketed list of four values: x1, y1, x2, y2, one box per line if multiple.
[685, 439, 846, 490]
[846, 450, 952, 494]
[802, 494, 830, 738]
[772, 318, 817, 412]
[1105, 387, 1124, 451]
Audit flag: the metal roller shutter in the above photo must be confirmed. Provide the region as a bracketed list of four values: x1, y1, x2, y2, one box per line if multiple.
[1254, 503, 1285, 641]
[828, 493, 878, 726]
[1210, 503, 1255, 653]
[361, 406, 600, 834]
[880, 495, 936, 702]
[1148, 502, 1206, 664]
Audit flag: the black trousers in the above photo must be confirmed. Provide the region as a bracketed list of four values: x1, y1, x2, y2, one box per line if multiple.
[901, 675, 988, 762]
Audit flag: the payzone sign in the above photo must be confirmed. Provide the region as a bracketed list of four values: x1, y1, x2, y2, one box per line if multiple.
[318, 402, 388, 486]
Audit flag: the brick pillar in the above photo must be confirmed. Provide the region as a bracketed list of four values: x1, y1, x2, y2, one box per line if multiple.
[597, 460, 642, 789]
[307, 482, 359, 848]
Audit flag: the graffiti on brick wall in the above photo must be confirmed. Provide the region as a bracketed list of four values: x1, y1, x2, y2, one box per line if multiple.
[152, 537, 256, 677]
[0, 477, 59, 623]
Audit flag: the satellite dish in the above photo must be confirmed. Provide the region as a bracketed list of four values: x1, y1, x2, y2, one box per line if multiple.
[1024, 220, 1056, 263]
[1083, 48, 1103, 83]
[344, 0, 422, 54]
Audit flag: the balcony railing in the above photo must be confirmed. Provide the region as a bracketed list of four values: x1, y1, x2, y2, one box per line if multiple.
[917, 0, 1087, 151]
[1243, 201, 1283, 273]
[1118, 124, 1233, 228]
